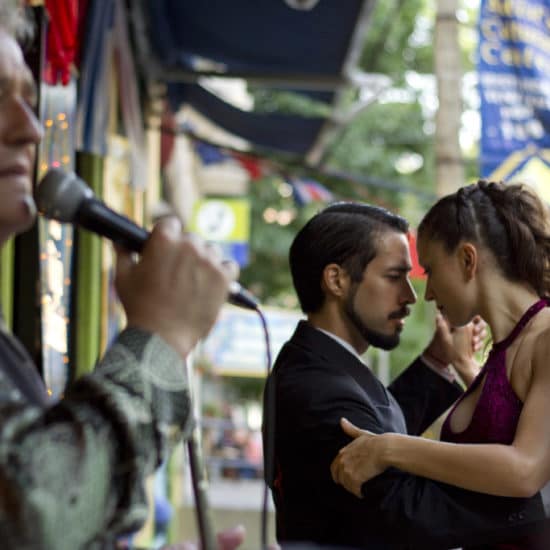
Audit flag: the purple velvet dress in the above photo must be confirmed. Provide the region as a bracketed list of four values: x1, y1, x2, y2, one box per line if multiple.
[441, 298, 550, 550]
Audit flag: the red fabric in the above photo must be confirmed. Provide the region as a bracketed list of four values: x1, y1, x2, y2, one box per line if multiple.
[160, 109, 176, 169]
[407, 231, 425, 280]
[233, 153, 264, 180]
[44, 0, 79, 85]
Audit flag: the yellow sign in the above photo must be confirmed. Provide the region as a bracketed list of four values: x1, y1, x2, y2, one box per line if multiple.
[490, 147, 550, 203]
[191, 198, 250, 243]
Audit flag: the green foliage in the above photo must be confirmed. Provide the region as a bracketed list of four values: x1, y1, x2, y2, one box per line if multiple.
[326, 100, 435, 193]
[360, 0, 434, 78]
[239, 176, 318, 308]
[251, 88, 332, 117]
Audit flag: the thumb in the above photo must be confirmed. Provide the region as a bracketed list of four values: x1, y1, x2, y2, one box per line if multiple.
[435, 311, 448, 330]
[217, 524, 246, 550]
[340, 417, 364, 439]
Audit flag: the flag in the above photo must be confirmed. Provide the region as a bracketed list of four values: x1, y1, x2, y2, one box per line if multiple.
[290, 178, 333, 206]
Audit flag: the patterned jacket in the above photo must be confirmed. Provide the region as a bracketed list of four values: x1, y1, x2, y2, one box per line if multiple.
[0, 320, 191, 550]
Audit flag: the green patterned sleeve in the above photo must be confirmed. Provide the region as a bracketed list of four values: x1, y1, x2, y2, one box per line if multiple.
[0, 327, 191, 549]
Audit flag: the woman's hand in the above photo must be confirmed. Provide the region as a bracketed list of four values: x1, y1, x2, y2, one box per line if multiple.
[330, 418, 388, 498]
[424, 313, 486, 386]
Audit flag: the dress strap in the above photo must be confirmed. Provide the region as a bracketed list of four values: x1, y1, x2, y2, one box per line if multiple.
[493, 297, 550, 351]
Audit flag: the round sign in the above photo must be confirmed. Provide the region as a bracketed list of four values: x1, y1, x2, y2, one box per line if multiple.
[196, 201, 236, 240]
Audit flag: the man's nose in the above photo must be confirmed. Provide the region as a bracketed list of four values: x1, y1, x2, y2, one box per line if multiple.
[402, 278, 417, 304]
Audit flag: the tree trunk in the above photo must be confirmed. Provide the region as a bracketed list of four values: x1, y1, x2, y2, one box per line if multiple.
[435, 0, 464, 197]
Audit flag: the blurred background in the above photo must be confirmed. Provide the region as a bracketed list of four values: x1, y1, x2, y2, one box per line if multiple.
[8, 0, 550, 547]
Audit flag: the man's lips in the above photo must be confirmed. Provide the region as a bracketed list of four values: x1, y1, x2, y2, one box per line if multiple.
[389, 307, 410, 320]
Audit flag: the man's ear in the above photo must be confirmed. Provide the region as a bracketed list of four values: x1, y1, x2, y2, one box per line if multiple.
[321, 263, 349, 297]
[459, 242, 477, 280]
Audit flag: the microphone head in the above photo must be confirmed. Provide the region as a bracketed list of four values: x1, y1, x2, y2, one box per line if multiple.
[35, 168, 94, 222]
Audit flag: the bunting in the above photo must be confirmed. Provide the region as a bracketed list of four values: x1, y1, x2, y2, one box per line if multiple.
[189, 134, 335, 207]
[289, 177, 334, 206]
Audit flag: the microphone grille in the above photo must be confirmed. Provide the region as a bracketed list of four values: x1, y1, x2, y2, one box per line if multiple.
[36, 169, 94, 222]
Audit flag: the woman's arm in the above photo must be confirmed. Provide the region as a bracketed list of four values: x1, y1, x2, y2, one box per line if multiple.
[332, 331, 550, 499]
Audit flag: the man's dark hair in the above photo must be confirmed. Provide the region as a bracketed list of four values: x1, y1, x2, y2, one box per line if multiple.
[289, 202, 409, 313]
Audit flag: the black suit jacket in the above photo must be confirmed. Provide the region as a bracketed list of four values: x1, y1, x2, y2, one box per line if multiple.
[263, 321, 550, 549]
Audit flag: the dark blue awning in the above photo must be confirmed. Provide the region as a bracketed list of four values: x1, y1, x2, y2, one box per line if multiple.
[168, 83, 327, 155]
[144, 0, 366, 79]
[130, 0, 374, 155]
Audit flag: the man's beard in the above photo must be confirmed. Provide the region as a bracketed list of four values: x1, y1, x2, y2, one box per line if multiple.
[344, 290, 401, 351]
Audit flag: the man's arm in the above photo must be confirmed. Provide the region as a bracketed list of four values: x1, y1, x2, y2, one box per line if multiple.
[388, 357, 462, 435]
[0, 328, 189, 549]
[339, 399, 548, 548]
[0, 220, 235, 549]
[362, 467, 549, 549]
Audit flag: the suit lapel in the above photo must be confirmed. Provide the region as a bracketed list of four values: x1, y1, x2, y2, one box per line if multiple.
[289, 321, 390, 406]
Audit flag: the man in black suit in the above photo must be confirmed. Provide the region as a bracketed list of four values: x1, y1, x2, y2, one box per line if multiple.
[263, 202, 549, 549]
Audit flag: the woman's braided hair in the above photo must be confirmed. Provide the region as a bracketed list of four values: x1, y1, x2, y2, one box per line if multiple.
[418, 180, 550, 296]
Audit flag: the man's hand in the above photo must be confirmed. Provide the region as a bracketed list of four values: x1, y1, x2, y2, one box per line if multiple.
[115, 218, 236, 359]
[424, 312, 486, 386]
[330, 418, 387, 498]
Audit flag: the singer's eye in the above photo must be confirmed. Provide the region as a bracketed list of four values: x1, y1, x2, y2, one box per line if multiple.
[23, 82, 38, 109]
[0, 76, 37, 110]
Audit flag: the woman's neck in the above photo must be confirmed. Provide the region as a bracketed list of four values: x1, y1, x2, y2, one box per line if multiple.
[480, 277, 540, 342]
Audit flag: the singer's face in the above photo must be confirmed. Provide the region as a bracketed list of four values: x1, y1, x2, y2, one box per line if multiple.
[0, 29, 42, 243]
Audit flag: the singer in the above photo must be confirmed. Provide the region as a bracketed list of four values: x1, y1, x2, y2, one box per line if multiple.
[0, 5, 243, 550]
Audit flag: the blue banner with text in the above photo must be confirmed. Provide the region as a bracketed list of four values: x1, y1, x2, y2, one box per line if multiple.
[478, 0, 550, 177]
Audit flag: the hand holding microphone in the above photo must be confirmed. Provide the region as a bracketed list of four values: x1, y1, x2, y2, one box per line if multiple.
[35, 168, 258, 358]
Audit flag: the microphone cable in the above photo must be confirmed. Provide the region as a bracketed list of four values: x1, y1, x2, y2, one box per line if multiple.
[256, 307, 274, 550]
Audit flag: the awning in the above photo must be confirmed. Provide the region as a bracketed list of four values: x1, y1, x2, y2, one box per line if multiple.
[129, 0, 375, 156]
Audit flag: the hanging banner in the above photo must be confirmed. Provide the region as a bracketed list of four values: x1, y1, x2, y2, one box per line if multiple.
[198, 305, 303, 377]
[478, 0, 550, 178]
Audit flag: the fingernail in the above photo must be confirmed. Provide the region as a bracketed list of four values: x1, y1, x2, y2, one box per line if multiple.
[160, 216, 182, 236]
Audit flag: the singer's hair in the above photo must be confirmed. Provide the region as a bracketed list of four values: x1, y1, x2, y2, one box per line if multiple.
[418, 180, 550, 296]
[290, 202, 409, 313]
[0, 0, 34, 43]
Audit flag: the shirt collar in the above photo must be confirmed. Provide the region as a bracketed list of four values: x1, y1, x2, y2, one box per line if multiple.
[315, 327, 365, 364]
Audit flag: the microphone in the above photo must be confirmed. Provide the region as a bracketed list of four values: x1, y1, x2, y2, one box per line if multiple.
[35, 168, 259, 311]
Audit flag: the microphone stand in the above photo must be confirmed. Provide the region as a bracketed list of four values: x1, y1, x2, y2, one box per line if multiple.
[186, 356, 217, 550]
